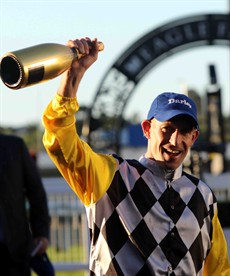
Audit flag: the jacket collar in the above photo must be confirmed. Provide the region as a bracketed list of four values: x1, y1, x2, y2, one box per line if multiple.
[139, 155, 182, 181]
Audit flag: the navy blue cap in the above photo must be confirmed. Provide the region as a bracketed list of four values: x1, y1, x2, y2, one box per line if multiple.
[147, 92, 199, 129]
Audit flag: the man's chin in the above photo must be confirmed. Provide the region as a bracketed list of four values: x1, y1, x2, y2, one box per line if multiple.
[163, 154, 182, 169]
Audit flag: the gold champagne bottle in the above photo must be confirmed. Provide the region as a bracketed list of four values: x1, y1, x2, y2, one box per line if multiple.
[0, 42, 104, 90]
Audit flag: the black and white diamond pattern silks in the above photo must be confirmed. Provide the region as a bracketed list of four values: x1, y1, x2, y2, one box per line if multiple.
[86, 155, 215, 276]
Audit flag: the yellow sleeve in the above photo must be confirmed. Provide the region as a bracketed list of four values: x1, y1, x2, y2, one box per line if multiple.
[203, 209, 230, 276]
[42, 94, 118, 206]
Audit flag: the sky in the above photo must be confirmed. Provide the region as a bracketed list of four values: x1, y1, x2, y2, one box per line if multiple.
[0, 0, 229, 128]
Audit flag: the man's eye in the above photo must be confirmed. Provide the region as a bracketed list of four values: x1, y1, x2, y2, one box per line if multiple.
[162, 127, 170, 133]
[180, 129, 191, 135]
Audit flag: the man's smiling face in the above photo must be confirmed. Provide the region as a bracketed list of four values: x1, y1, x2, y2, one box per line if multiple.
[142, 115, 199, 170]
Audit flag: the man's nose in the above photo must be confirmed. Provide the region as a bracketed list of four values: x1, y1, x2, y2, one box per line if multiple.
[169, 129, 181, 146]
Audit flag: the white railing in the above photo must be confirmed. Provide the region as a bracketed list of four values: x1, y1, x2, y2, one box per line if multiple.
[203, 173, 230, 202]
[43, 177, 89, 273]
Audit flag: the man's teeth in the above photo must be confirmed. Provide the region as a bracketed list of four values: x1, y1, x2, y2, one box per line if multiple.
[167, 149, 179, 154]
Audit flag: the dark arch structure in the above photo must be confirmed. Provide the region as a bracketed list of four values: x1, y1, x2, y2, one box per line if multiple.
[87, 13, 230, 153]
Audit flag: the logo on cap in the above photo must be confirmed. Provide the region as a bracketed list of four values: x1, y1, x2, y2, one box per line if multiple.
[168, 98, 192, 109]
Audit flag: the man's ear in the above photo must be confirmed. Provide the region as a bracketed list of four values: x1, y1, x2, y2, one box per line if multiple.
[141, 120, 151, 139]
[191, 129, 199, 143]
